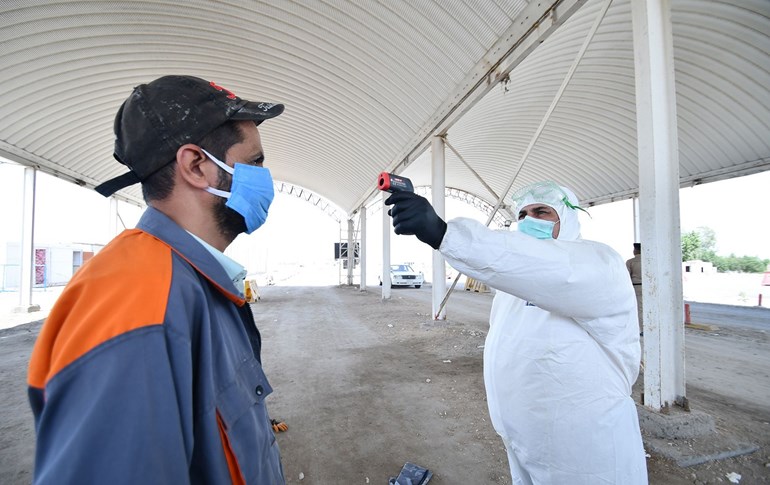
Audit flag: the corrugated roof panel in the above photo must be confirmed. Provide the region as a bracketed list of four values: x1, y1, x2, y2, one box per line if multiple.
[411, 0, 769, 207]
[672, 3, 770, 179]
[0, 0, 768, 213]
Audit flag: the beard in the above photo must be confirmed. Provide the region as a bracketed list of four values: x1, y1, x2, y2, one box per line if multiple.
[213, 170, 247, 240]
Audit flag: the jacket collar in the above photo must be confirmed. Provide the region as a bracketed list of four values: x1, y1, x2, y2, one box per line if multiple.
[136, 207, 245, 303]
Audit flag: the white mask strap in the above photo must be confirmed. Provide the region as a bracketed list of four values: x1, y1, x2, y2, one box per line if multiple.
[205, 186, 231, 198]
[201, 148, 234, 175]
[201, 148, 233, 198]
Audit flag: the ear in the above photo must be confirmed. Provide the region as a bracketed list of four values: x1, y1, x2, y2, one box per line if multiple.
[175, 144, 214, 189]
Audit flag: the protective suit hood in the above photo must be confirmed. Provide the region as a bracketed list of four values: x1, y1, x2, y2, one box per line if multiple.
[512, 182, 582, 241]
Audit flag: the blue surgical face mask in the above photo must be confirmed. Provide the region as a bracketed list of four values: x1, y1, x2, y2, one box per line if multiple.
[201, 149, 274, 234]
[518, 216, 557, 239]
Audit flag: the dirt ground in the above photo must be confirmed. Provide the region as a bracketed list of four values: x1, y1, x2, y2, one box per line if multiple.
[1, 284, 769, 484]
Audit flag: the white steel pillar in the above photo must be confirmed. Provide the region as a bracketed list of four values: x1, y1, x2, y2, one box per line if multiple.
[632, 197, 641, 243]
[16, 166, 40, 313]
[109, 197, 120, 238]
[633, 196, 642, 333]
[359, 207, 367, 291]
[431, 136, 447, 320]
[632, 0, 686, 411]
[346, 218, 354, 285]
[381, 192, 391, 300]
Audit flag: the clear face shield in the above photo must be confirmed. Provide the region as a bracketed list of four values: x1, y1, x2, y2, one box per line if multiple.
[510, 180, 586, 217]
[509, 181, 589, 241]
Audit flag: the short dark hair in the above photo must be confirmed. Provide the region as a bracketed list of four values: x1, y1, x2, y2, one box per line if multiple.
[197, 120, 245, 162]
[141, 161, 176, 203]
[141, 120, 245, 203]
[633, 242, 641, 251]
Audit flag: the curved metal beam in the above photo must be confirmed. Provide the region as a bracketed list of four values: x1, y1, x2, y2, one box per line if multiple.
[275, 181, 343, 223]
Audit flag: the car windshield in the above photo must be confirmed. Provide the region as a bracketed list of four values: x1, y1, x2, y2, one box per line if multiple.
[391, 264, 412, 272]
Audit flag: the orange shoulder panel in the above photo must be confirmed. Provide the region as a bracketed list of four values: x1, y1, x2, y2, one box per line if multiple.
[28, 229, 173, 388]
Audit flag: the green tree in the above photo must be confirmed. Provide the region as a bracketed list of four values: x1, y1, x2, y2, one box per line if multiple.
[694, 226, 717, 261]
[681, 227, 768, 272]
[710, 255, 727, 272]
[737, 255, 767, 273]
[681, 231, 701, 262]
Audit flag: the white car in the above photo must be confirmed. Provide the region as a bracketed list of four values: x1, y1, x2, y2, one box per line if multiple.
[381, 263, 424, 288]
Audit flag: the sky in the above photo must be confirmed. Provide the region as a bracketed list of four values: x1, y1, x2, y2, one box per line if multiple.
[1, 160, 768, 287]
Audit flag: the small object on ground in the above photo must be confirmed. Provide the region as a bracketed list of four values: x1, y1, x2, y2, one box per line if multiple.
[298, 472, 304, 480]
[388, 462, 432, 485]
[726, 472, 741, 483]
[270, 419, 288, 433]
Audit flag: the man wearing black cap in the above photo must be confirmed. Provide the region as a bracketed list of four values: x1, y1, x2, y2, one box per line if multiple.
[27, 76, 286, 484]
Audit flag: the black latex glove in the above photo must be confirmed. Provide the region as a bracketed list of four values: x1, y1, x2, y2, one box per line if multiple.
[384, 192, 447, 250]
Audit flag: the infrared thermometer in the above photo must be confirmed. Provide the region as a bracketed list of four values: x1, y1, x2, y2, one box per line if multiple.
[377, 172, 414, 193]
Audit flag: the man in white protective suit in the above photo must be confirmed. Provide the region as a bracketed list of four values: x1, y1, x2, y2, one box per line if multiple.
[385, 181, 647, 485]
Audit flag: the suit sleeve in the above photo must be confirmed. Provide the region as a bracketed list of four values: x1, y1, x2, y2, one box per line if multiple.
[440, 217, 635, 320]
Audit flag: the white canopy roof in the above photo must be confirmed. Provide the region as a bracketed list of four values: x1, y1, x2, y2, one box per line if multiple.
[1, 0, 768, 215]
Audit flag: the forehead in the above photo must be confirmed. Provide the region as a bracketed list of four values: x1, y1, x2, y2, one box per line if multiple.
[519, 203, 556, 214]
[229, 121, 263, 152]
[238, 120, 261, 142]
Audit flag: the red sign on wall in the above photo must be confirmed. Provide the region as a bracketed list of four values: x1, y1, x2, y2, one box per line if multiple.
[35, 248, 46, 285]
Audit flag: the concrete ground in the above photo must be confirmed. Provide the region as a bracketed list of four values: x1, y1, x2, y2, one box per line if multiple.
[1, 284, 769, 484]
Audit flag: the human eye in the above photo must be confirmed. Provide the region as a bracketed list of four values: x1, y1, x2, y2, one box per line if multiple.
[250, 154, 265, 166]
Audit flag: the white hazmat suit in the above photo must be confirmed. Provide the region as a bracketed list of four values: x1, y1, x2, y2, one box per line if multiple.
[439, 185, 647, 484]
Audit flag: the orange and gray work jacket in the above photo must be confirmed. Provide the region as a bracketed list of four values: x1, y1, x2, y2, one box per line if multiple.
[27, 207, 284, 484]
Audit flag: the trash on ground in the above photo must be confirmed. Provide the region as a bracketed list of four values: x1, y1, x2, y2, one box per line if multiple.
[726, 472, 741, 483]
[389, 462, 433, 485]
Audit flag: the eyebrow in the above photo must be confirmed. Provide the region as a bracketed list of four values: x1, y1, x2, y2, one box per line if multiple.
[520, 205, 551, 214]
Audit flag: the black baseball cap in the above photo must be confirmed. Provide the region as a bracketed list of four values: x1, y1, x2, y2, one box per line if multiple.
[95, 75, 284, 197]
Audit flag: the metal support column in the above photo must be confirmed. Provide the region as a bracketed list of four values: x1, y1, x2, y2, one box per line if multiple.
[633, 196, 643, 333]
[381, 192, 391, 300]
[359, 207, 367, 291]
[431, 136, 447, 320]
[633, 197, 641, 243]
[16, 166, 40, 313]
[632, 0, 686, 411]
[109, 197, 120, 238]
[346, 218, 354, 285]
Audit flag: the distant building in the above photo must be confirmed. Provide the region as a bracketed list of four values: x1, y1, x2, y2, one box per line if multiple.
[2, 242, 103, 290]
[682, 260, 717, 276]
